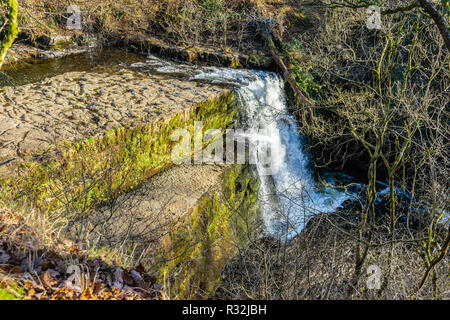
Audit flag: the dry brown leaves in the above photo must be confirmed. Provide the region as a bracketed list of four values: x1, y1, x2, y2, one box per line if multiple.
[0, 208, 161, 300]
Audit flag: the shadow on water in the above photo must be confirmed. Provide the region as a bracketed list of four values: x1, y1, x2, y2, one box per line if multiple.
[0, 48, 148, 87]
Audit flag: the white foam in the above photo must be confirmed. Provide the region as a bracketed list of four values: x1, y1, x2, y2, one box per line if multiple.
[237, 72, 351, 238]
[126, 57, 353, 238]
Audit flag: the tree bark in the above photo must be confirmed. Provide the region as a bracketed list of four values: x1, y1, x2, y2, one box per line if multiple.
[260, 26, 311, 107]
[268, 48, 310, 106]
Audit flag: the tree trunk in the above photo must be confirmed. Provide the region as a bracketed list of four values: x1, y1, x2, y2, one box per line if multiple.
[0, 0, 20, 70]
[418, 0, 450, 51]
[260, 25, 310, 107]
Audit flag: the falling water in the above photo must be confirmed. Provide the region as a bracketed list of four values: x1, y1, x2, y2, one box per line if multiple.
[236, 72, 350, 238]
[131, 56, 352, 238]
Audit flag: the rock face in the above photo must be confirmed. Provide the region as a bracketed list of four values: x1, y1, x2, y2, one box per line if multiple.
[1, 55, 239, 290]
[0, 67, 225, 174]
[35, 35, 74, 49]
[69, 164, 229, 265]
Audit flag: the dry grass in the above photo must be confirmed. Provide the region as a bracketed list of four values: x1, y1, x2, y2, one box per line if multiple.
[1, 0, 312, 51]
[0, 208, 162, 299]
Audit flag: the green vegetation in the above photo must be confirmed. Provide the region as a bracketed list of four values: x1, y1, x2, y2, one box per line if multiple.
[0, 0, 20, 69]
[0, 283, 24, 300]
[0, 92, 238, 216]
[159, 164, 259, 299]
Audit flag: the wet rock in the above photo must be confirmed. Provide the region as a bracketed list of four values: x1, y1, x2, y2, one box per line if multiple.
[36, 35, 74, 50]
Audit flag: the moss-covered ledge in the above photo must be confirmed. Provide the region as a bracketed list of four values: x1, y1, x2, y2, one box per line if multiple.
[0, 91, 238, 215]
[107, 35, 274, 70]
[157, 164, 260, 299]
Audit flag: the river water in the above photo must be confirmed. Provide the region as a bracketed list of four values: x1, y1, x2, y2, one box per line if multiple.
[236, 72, 351, 238]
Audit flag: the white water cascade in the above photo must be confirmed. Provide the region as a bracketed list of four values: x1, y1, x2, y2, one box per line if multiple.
[236, 71, 350, 238]
[131, 56, 352, 238]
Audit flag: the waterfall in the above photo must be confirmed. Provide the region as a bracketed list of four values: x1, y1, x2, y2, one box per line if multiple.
[131, 56, 351, 238]
[236, 72, 350, 238]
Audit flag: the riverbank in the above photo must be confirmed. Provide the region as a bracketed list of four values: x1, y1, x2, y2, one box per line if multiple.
[1, 0, 317, 70]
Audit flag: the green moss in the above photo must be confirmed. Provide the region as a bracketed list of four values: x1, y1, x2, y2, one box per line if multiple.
[0, 284, 25, 300]
[111, 7, 127, 20]
[50, 39, 74, 51]
[289, 63, 324, 99]
[248, 53, 271, 68]
[158, 164, 259, 299]
[0, 0, 20, 69]
[0, 92, 238, 214]
[290, 10, 312, 28]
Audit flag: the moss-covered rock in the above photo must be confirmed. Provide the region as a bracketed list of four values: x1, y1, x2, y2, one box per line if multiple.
[35, 35, 74, 50]
[108, 35, 273, 70]
[0, 92, 238, 215]
[158, 164, 260, 299]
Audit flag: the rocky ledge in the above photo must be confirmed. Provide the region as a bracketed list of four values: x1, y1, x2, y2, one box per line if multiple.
[0, 67, 225, 174]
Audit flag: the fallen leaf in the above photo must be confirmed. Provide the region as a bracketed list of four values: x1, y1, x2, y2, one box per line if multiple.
[81, 289, 93, 300]
[42, 270, 58, 288]
[27, 288, 36, 298]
